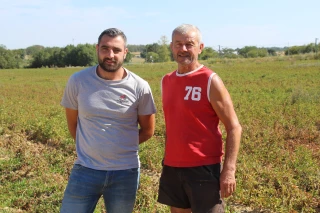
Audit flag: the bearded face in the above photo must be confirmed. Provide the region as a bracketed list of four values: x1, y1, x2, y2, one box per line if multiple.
[97, 52, 124, 73]
[96, 35, 127, 73]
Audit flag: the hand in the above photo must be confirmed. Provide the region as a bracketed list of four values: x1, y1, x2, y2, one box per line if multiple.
[220, 169, 236, 198]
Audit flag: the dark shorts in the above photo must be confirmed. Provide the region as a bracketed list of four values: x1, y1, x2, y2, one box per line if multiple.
[157, 164, 225, 213]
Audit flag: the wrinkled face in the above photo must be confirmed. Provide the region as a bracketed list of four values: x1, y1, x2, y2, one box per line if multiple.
[96, 35, 127, 72]
[170, 30, 203, 66]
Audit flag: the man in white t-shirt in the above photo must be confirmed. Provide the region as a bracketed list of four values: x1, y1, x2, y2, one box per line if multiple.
[60, 28, 156, 213]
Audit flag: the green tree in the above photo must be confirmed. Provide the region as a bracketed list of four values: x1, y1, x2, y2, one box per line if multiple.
[258, 48, 268, 57]
[12, 49, 26, 59]
[157, 36, 170, 62]
[0, 47, 20, 69]
[45, 47, 63, 67]
[199, 47, 218, 60]
[237, 46, 258, 58]
[221, 48, 238, 58]
[124, 52, 133, 63]
[302, 43, 314, 54]
[145, 52, 159, 63]
[127, 44, 145, 52]
[267, 48, 277, 56]
[50, 48, 65, 67]
[237, 46, 268, 58]
[140, 43, 160, 59]
[285, 46, 302, 55]
[29, 50, 51, 68]
[247, 50, 258, 58]
[74, 44, 96, 66]
[25, 45, 44, 55]
[63, 45, 78, 66]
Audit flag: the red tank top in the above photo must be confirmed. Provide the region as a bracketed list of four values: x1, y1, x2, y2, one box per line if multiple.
[162, 65, 223, 167]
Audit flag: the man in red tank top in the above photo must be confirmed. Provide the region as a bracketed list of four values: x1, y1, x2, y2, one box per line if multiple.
[157, 24, 242, 213]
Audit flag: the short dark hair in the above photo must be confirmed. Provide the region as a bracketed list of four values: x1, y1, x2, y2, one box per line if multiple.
[98, 28, 127, 46]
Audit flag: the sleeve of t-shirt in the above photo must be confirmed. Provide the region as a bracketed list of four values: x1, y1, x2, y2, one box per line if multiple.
[137, 82, 157, 115]
[61, 74, 78, 110]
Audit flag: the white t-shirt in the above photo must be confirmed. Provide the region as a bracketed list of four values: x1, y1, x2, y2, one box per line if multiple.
[61, 65, 156, 170]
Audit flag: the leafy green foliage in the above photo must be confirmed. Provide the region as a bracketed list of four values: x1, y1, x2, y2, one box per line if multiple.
[237, 46, 269, 58]
[140, 43, 160, 59]
[286, 43, 320, 55]
[0, 46, 21, 69]
[127, 44, 146, 52]
[2, 41, 320, 69]
[28, 44, 97, 68]
[199, 47, 219, 60]
[25, 45, 45, 55]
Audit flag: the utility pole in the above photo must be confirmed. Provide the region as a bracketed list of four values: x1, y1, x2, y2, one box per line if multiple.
[315, 38, 318, 54]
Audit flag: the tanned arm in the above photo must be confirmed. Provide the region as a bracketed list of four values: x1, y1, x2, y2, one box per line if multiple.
[65, 108, 78, 140]
[209, 74, 242, 198]
[138, 114, 155, 144]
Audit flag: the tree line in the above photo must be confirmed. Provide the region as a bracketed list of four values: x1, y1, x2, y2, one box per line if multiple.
[0, 38, 319, 69]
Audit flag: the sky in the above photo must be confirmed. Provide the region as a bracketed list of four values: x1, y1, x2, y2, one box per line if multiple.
[1, 0, 320, 50]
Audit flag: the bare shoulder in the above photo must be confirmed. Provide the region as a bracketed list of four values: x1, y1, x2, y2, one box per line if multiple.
[210, 73, 229, 97]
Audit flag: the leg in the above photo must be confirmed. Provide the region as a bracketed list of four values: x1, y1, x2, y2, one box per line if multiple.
[158, 166, 191, 209]
[60, 164, 104, 213]
[102, 168, 140, 213]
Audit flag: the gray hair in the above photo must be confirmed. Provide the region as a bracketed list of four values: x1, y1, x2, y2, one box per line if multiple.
[172, 24, 202, 43]
[98, 28, 127, 46]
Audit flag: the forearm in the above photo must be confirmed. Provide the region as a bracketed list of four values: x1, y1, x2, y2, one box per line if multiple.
[68, 125, 77, 140]
[223, 124, 242, 172]
[138, 114, 155, 144]
[219, 124, 241, 198]
[139, 128, 153, 144]
[65, 108, 78, 141]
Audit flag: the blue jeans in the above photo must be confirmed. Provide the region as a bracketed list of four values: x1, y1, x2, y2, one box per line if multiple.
[60, 164, 140, 213]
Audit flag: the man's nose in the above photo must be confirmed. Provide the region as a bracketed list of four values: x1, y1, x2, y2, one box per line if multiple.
[181, 45, 187, 51]
[106, 50, 114, 58]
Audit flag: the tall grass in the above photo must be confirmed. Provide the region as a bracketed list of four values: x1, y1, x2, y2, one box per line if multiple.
[0, 58, 319, 212]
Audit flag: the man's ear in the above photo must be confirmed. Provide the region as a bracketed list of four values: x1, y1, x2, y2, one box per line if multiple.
[96, 44, 99, 54]
[199, 43, 204, 54]
[124, 48, 128, 59]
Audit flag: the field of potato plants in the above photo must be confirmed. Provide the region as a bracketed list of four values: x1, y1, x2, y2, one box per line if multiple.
[0, 57, 319, 213]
